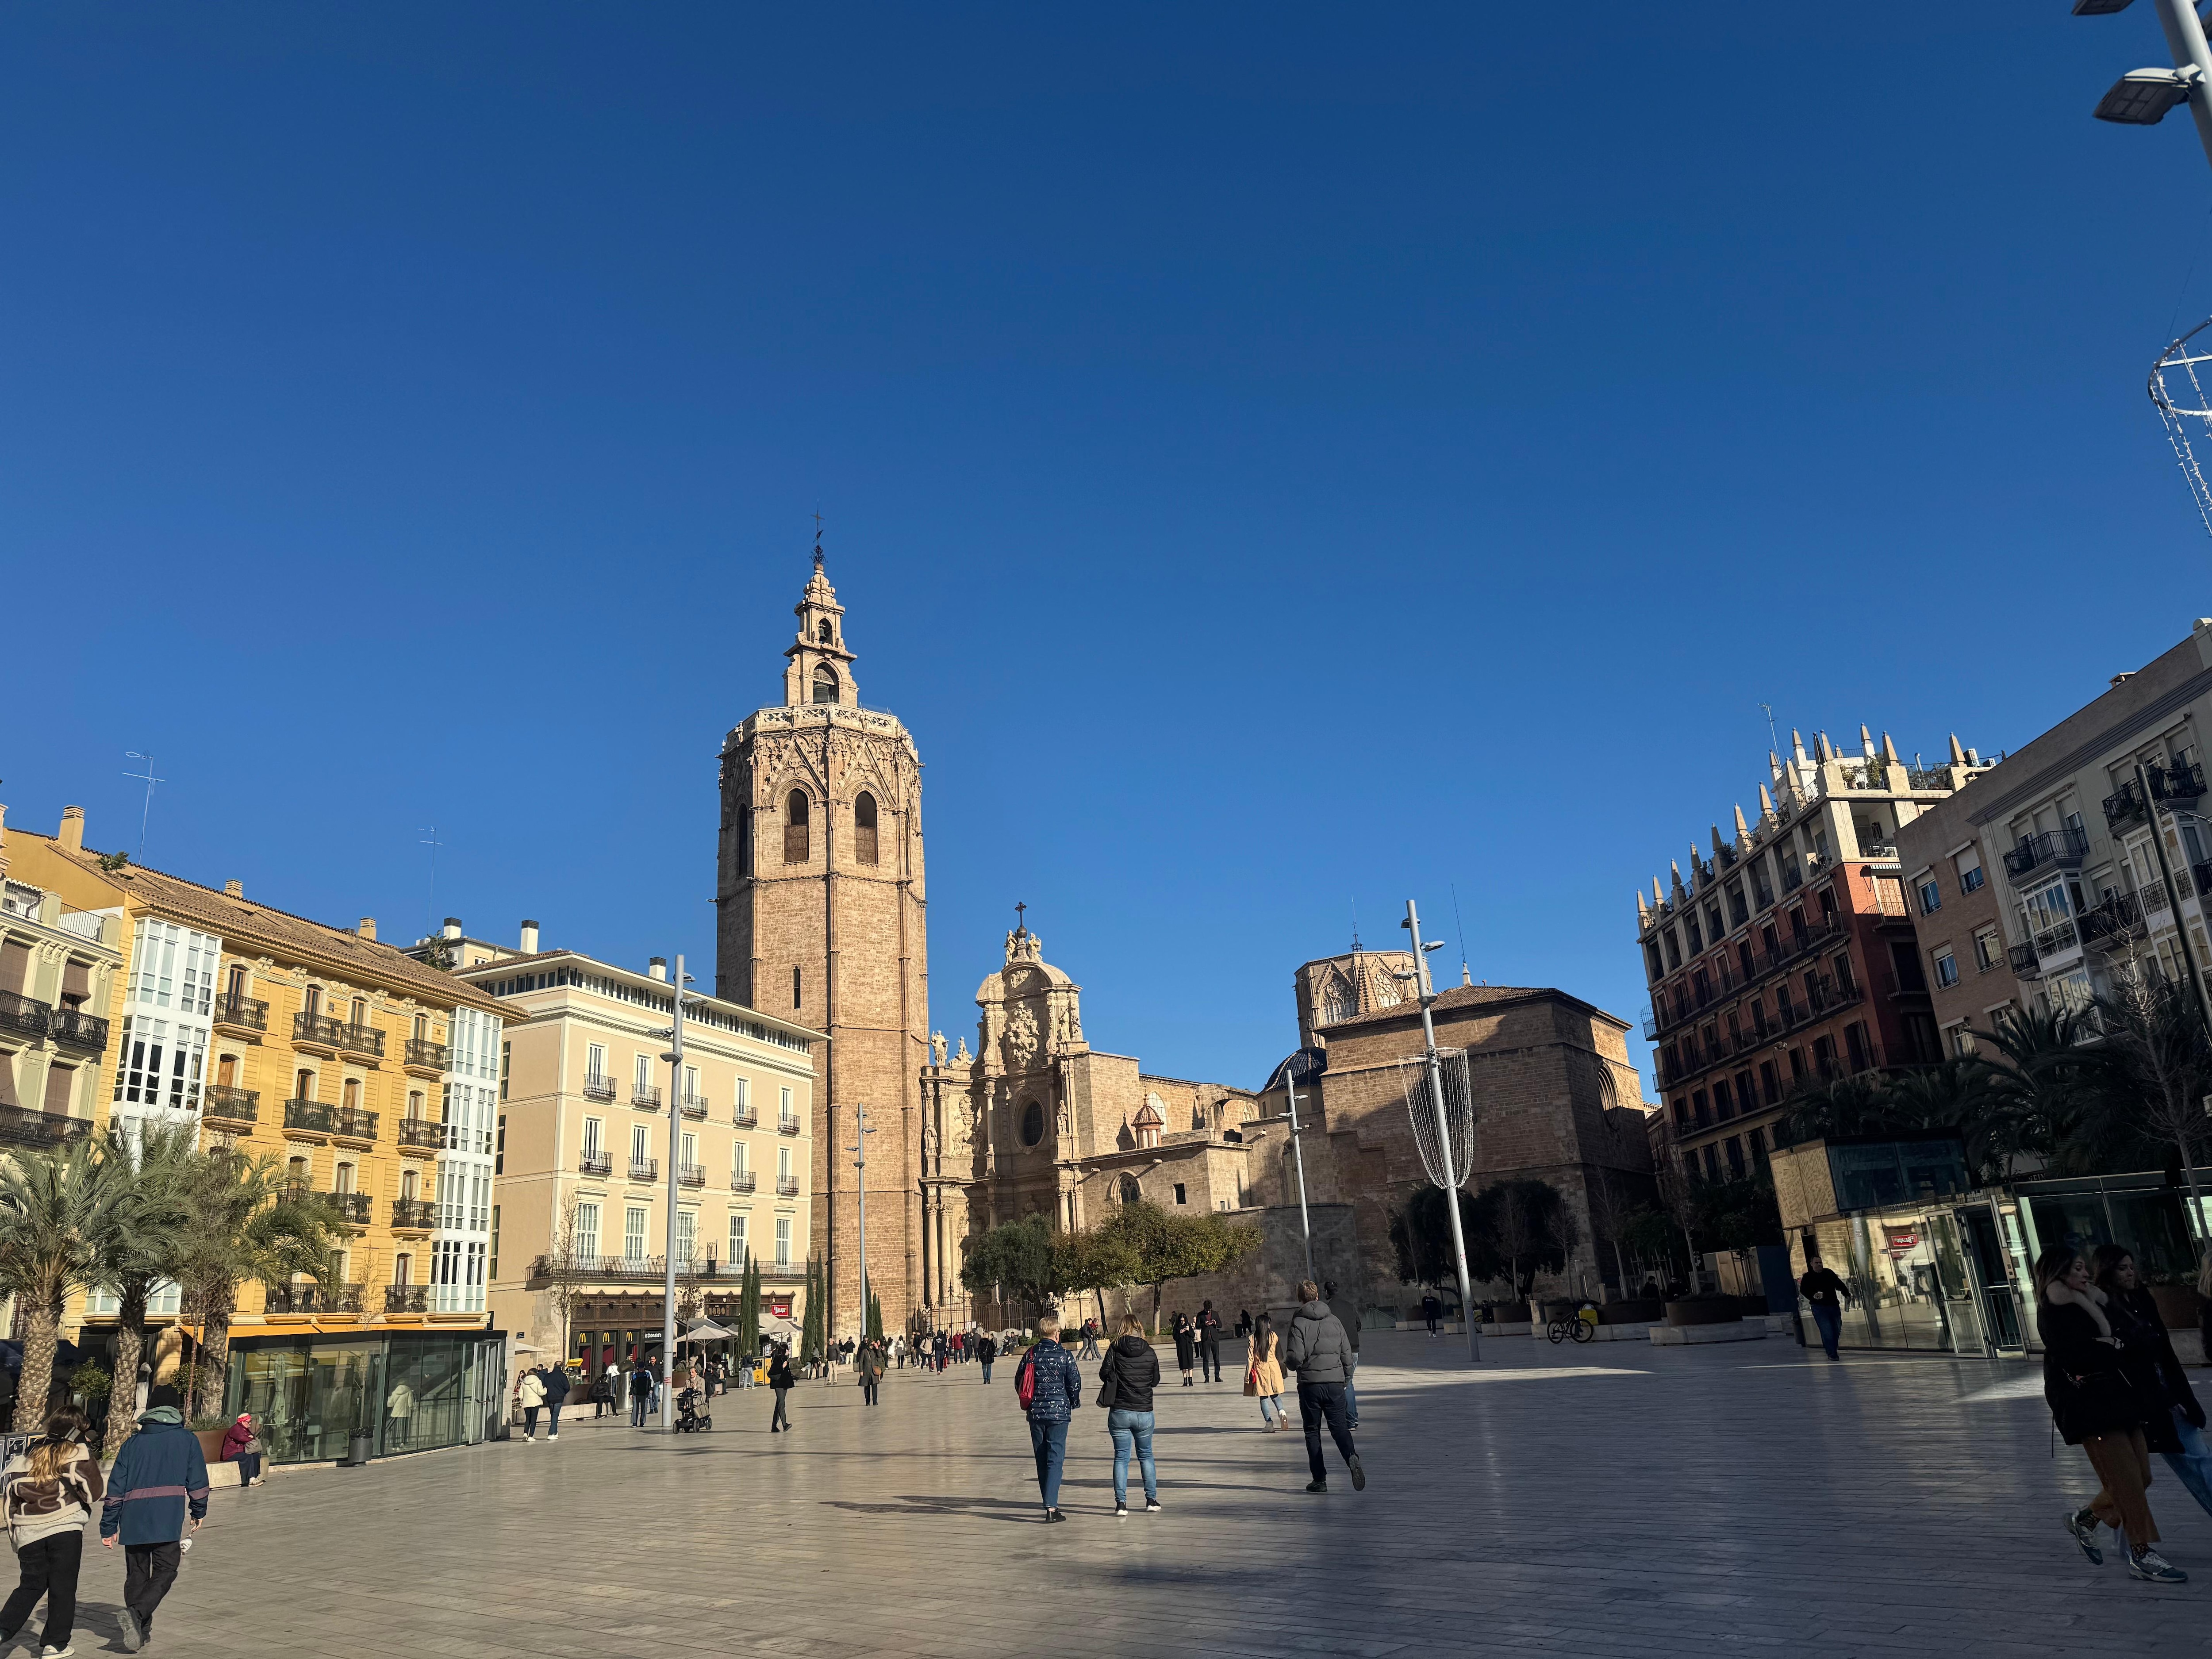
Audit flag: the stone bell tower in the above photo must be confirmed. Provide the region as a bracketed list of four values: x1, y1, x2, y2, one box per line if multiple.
[716, 540, 929, 1337]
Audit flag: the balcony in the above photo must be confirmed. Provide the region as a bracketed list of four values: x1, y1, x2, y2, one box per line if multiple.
[524, 1252, 802, 1286]
[201, 1085, 259, 1126]
[676, 1162, 706, 1188]
[733, 1106, 759, 1128]
[632, 1083, 662, 1109]
[778, 1115, 802, 1136]
[397, 1117, 442, 1152]
[283, 1098, 334, 1136]
[2009, 941, 2044, 979]
[2004, 827, 2090, 886]
[731, 1169, 756, 1193]
[404, 1037, 448, 1073]
[293, 1011, 347, 1051]
[777, 1175, 801, 1197]
[390, 1197, 436, 1231]
[2080, 891, 2146, 952]
[263, 1282, 365, 1316]
[582, 1073, 616, 1103]
[338, 1023, 385, 1060]
[384, 1284, 429, 1314]
[580, 1150, 613, 1177]
[213, 994, 269, 1037]
[2104, 780, 2149, 832]
[0, 1106, 88, 1150]
[330, 1106, 378, 1144]
[322, 1190, 372, 1224]
[679, 1094, 708, 1121]
[2154, 760, 2207, 811]
[0, 991, 49, 1040]
[629, 1157, 659, 1182]
[48, 1006, 108, 1052]
[2197, 859, 2212, 902]
[1857, 839, 1898, 861]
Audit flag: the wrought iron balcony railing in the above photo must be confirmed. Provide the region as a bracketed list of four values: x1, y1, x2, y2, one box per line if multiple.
[390, 1198, 436, 1229]
[676, 1162, 706, 1187]
[2154, 760, 2207, 810]
[2080, 891, 2146, 951]
[47, 1006, 108, 1051]
[264, 1282, 365, 1315]
[397, 1117, 442, 1150]
[322, 1190, 372, 1224]
[777, 1175, 801, 1197]
[733, 1105, 758, 1128]
[294, 1011, 347, 1048]
[580, 1150, 613, 1176]
[778, 1115, 802, 1136]
[0, 991, 49, 1040]
[0, 1106, 87, 1149]
[632, 1083, 662, 1109]
[384, 1284, 428, 1313]
[283, 1098, 333, 1134]
[2009, 941, 2043, 979]
[338, 1023, 385, 1059]
[2104, 780, 2148, 832]
[731, 1170, 756, 1193]
[202, 1085, 259, 1124]
[213, 994, 269, 1033]
[582, 1074, 616, 1103]
[405, 1037, 449, 1070]
[2004, 826, 2091, 885]
[330, 1106, 379, 1142]
[679, 1095, 708, 1120]
[629, 1157, 659, 1182]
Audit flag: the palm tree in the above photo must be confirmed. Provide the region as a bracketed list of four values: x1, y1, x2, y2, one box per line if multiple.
[1976, 1003, 2105, 1174]
[173, 1146, 348, 1419]
[86, 1123, 195, 1451]
[0, 1137, 127, 1432]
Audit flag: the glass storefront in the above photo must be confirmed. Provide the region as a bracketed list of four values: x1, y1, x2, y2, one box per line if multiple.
[225, 1332, 505, 1463]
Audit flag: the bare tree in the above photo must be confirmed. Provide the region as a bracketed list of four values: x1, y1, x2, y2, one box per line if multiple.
[543, 1194, 589, 1366]
[1654, 1155, 1700, 1290]
[2095, 954, 2212, 1268]
[1582, 1164, 1637, 1298]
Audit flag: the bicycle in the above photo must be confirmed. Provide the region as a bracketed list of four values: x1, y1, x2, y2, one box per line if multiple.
[1546, 1306, 1598, 1344]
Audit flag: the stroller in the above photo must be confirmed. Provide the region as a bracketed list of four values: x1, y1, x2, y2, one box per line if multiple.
[675, 1386, 713, 1433]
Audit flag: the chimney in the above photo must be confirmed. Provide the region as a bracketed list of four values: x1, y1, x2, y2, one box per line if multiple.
[442, 917, 463, 941]
[648, 956, 668, 982]
[58, 807, 84, 853]
[357, 918, 377, 941]
[223, 879, 243, 898]
[519, 919, 540, 955]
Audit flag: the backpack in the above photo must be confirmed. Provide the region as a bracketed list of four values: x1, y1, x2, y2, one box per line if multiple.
[1014, 1344, 1039, 1409]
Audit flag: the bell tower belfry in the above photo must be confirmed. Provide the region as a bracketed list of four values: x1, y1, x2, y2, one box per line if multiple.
[716, 542, 930, 1339]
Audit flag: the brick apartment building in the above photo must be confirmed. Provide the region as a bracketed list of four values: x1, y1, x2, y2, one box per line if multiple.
[1898, 620, 2212, 1049]
[1635, 728, 1989, 1178]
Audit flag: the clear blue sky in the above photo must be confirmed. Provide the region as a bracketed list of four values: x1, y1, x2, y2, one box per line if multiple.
[6, 6, 2210, 1094]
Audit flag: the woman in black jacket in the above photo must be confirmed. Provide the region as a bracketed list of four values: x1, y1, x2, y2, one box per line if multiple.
[1098, 1314, 1163, 1516]
[767, 1345, 795, 1434]
[1171, 1313, 1196, 1387]
[2037, 1244, 2184, 1582]
[2093, 1244, 2212, 1520]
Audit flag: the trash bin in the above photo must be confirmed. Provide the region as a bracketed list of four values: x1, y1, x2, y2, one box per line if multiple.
[340, 1430, 374, 1467]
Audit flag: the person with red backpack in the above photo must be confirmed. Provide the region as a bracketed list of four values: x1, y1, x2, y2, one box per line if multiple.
[1015, 1312, 1085, 1522]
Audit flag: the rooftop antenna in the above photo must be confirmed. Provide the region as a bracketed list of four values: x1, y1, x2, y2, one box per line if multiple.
[122, 752, 165, 857]
[2151, 320, 2212, 541]
[1450, 882, 1472, 988]
[418, 825, 446, 937]
[1759, 703, 1780, 757]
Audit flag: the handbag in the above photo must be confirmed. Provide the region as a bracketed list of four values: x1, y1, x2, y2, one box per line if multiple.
[1095, 1349, 1120, 1411]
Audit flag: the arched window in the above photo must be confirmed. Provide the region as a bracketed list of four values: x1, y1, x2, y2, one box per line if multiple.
[1320, 972, 1357, 1027]
[855, 792, 879, 865]
[1118, 1174, 1142, 1206]
[334, 1161, 354, 1193]
[784, 791, 810, 863]
[817, 619, 833, 644]
[812, 664, 840, 706]
[1020, 1100, 1045, 1147]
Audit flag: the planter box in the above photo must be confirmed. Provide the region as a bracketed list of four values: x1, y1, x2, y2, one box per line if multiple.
[2152, 1285, 2206, 1333]
[1479, 1322, 1532, 1336]
[1599, 1298, 1664, 1325]
[1651, 1321, 1767, 1346]
[1664, 1298, 1743, 1328]
[1588, 1321, 1659, 1343]
[193, 1430, 227, 1466]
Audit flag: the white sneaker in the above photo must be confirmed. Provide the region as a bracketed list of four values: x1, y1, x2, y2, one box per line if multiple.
[42, 1644, 76, 1657]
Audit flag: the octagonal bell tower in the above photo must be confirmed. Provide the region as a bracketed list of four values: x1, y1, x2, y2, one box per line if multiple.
[716, 541, 929, 1338]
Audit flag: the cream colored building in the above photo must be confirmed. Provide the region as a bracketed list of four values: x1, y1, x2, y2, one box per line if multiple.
[0, 806, 122, 1140]
[454, 929, 818, 1371]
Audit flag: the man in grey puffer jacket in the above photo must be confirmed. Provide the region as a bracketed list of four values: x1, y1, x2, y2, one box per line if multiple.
[1283, 1279, 1364, 1493]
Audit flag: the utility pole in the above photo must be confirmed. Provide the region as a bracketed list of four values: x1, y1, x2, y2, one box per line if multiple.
[659, 954, 689, 1429]
[1280, 1060, 1316, 1283]
[1403, 899, 1479, 1364]
[850, 1106, 876, 1340]
[2080, 0, 2212, 174]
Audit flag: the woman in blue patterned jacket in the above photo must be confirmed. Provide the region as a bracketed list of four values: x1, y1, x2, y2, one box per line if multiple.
[1021, 1313, 1085, 1522]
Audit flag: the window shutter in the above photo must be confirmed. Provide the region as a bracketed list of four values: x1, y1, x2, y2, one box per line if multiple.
[41, 1065, 73, 1116]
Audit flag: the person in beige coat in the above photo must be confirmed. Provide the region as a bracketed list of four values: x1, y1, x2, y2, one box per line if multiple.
[1247, 1312, 1287, 1430]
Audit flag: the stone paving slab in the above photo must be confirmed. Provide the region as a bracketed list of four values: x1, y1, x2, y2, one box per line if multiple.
[19, 1331, 2212, 1655]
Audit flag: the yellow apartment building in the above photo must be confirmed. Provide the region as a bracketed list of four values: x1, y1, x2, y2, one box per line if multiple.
[438, 922, 817, 1378]
[3, 804, 510, 1462]
[0, 805, 119, 1149]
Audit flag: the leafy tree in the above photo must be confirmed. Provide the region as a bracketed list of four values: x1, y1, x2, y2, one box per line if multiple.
[737, 1249, 760, 1359]
[1689, 1171, 1782, 1254]
[0, 1139, 127, 1431]
[173, 1148, 347, 1419]
[1390, 1187, 1486, 1294]
[799, 1255, 825, 1365]
[1471, 1179, 1571, 1302]
[1090, 1201, 1258, 1329]
[866, 1288, 884, 1340]
[1619, 1205, 1679, 1286]
[960, 1214, 1060, 1323]
[87, 1123, 194, 1452]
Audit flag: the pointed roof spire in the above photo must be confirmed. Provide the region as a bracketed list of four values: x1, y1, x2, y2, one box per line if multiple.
[1734, 802, 1751, 837]
[1881, 731, 1900, 764]
[1859, 724, 1875, 758]
[1670, 859, 1684, 891]
[1759, 782, 1776, 817]
[1791, 729, 1808, 762]
[1711, 825, 1727, 860]
[1815, 731, 1833, 762]
[1652, 875, 1665, 905]
[1636, 888, 1651, 923]
[1949, 732, 1968, 765]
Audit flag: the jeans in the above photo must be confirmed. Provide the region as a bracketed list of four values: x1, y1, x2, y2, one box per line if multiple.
[981, 1359, 993, 1383]
[1810, 1303, 1842, 1359]
[123, 1541, 180, 1640]
[0, 1530, 79, 1649]
[1259, 1394, 1284, 1426]
[2163, 1406, 2212, 1519]
[1029, 1417, 1070, 1511]
[523, 1406, 540, 1436]
[545, 1401, 563, 1437]
[1107, 1408, 1157, 1505]
[1345, 1359, 1359, 1425]
[630, 1391, 649, 1426]
[1298, 1379, 1357, 1485]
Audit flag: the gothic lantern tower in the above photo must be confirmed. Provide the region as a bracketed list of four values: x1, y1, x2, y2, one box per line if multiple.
[716, 543, 930, 1338]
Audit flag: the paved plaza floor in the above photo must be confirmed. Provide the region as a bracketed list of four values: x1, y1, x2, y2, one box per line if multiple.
[42, 1329, 2212, 1656]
